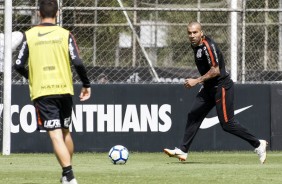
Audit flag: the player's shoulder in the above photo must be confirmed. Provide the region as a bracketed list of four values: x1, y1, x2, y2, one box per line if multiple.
[54, 26, 70, 38]
[26, 25, 68, 32]
[202, 35, 220, 51]
[203, 35, 216, 44]
[58, 26, 70, 33]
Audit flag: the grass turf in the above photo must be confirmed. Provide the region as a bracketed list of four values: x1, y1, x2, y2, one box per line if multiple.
[0, 151, 282, 184]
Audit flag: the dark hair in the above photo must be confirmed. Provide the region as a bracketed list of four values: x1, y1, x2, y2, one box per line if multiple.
[39, 0, 58, 18]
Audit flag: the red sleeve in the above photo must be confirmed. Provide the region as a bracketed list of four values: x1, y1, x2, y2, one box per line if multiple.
[202, 39, 218, 67]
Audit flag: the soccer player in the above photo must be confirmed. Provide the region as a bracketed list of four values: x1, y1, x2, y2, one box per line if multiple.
[0, 31, 23, 72]
[14, 0, 91, 183]
[164, 22, 267, 164]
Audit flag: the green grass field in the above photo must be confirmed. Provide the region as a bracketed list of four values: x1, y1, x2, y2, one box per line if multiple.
[0, 151, 282, 184]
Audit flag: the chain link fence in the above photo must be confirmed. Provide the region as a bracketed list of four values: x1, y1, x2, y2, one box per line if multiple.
[0, 0, 282, 85]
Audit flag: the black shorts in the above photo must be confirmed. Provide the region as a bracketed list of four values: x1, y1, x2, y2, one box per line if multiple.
[34, 94, 73, 131]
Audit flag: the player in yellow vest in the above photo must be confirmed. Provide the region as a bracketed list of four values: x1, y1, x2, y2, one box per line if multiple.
[14, 0, 91, 183]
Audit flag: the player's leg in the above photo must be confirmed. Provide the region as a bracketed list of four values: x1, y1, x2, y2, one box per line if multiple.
[60, 95, 74, 159]
[48, 129, 72, 167]
[216, 81, 260, 146]
[179, 87, 215, 152]
[63, 128, 74, 159]
[48, 130, 77, 184]
[58, 133, 77, 184]
[34, 96, 78, 183]
[215, 81, 267, 163]
[59, 96, 78, 184]
[34, 97, 72, 167]
[164, 86, 215, 161]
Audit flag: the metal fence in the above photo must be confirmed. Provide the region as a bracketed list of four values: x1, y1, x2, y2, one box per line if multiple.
[1, 0, 282, 84]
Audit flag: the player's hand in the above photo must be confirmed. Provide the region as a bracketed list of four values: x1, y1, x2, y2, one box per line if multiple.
[184, 78, 199, 88]
[80, 87, 91, 101]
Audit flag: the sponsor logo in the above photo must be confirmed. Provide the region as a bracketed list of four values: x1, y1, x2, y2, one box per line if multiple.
[43, 66, 55, 71]
[5, 104, 171, 133]
[2, 103, 253, 132]
[69, 37, 76, 60]
[15, 59, 21, 65]
[211, 44, 218, 63]
[44, 119, 61, 129]
[196, 48, 202, 58]
[203, 46, 211, 65]
[200, 105, 253, 129]
[40, 84, 67, 90]
[16, 41, 27, 64]
[38, 30, 56, 37]
[35, 37, 63, 46]
[64, 117, 71, 127]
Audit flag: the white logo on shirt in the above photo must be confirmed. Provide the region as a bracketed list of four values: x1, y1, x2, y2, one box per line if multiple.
[69, 38, 76, 60]
[196, 48, 202, 58]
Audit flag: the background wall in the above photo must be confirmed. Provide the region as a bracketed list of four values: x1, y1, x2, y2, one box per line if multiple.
[4, 84, 278, 153]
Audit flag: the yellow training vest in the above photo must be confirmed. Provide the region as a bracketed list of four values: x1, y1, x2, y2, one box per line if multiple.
[25, 25, 74, 100]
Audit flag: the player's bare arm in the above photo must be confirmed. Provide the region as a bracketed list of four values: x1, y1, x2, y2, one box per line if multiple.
[184, 65, 220, 88]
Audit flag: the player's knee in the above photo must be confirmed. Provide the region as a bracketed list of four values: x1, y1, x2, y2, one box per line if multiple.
[221, 120, 239, 132]
[221, 121, 236, 132]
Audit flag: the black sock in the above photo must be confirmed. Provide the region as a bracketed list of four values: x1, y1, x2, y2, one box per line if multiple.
[62, 165, 75, 181]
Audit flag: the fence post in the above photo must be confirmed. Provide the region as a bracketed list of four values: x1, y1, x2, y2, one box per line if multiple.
[93, 0, 98, 66]
[2, 0, 12, 155]
[57, 0, 63, 26]
[230, 0, 238, 82]
[264, 0, 269, 71]
[241, 0, 246, 83]
[279, 0, 282, 71]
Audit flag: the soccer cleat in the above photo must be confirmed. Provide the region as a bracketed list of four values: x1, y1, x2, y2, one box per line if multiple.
[163, 147, 187, 161]
[61, 176, 78, 184]
[254, 140, 268, 164]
